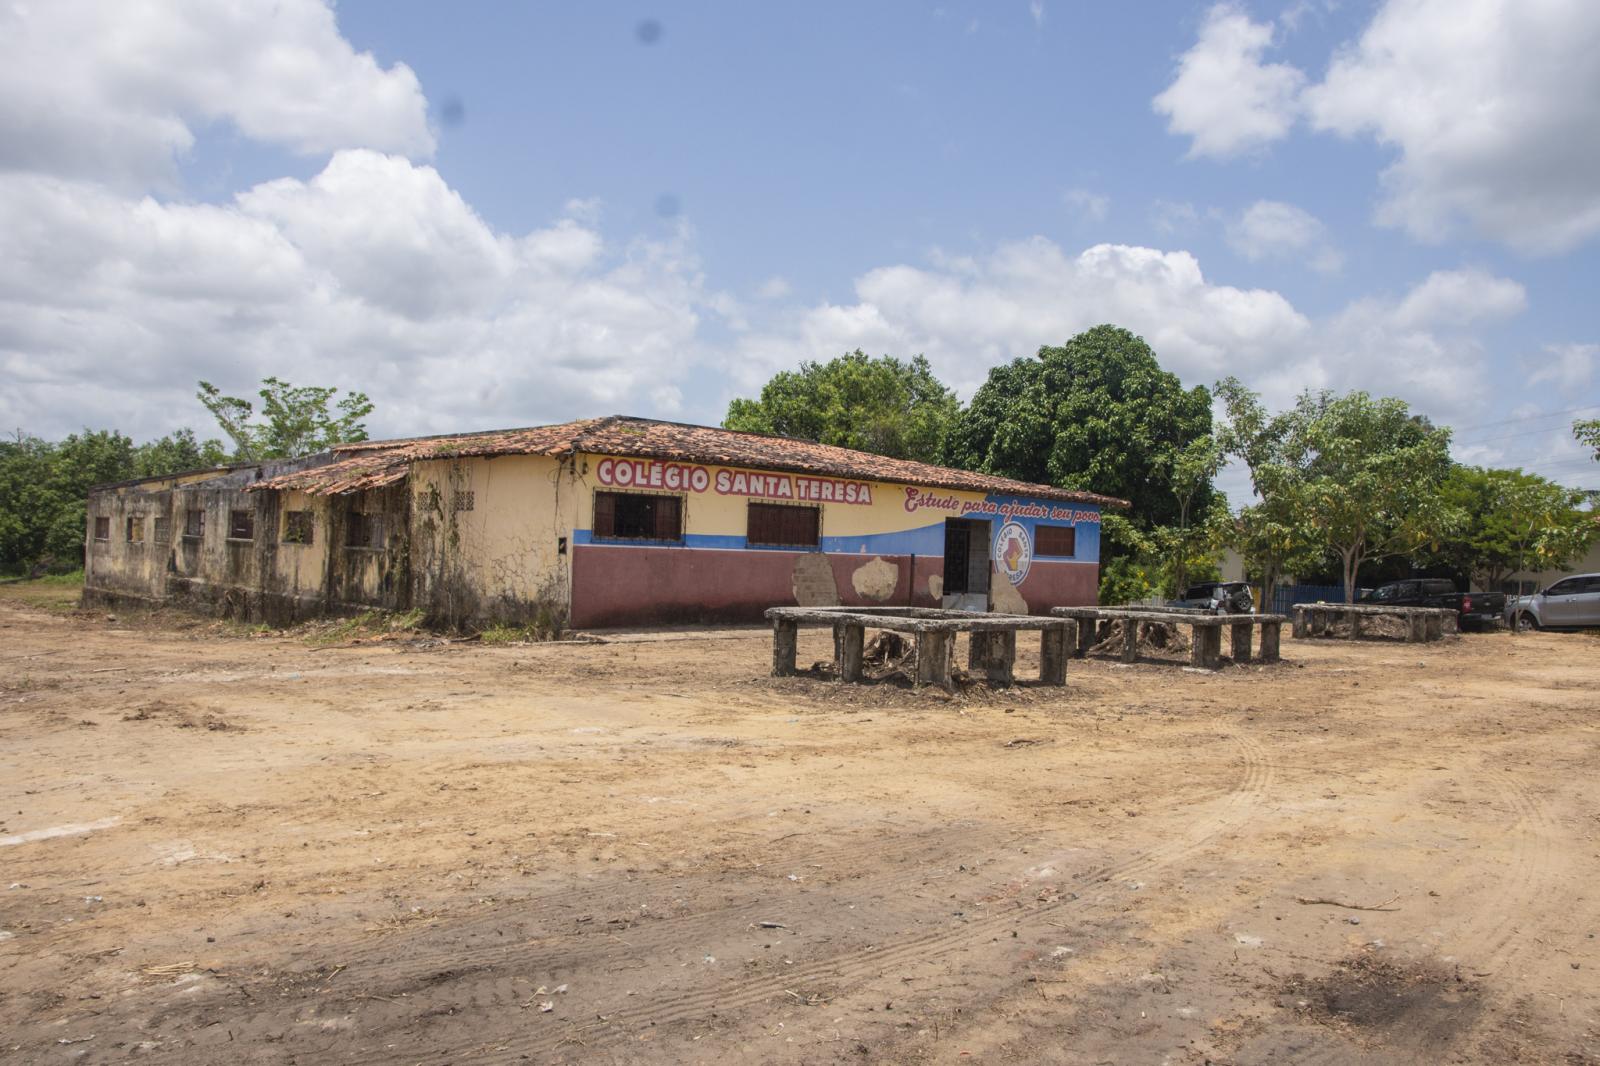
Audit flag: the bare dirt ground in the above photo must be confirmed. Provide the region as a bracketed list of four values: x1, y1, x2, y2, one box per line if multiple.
[2, 585, 1597, 1065]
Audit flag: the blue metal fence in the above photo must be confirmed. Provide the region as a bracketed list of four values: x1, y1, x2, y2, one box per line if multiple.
[1270, 583, 1348, 616]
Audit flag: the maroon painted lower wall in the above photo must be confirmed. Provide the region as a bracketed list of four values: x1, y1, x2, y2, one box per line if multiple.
[570, 545, 1099, 628]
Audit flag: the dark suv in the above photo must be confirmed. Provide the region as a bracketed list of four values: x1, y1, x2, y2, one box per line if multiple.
[1361, 578, 1505, 630]
[1170, 581, 1255, 615]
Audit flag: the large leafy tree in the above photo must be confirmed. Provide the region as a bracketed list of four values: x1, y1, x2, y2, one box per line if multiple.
[0, 429, 139, 573]
[198, 377, 373, 461]
[1283, 390, 1455, 602]
[1214, 377, 1320, 607]
[1425, 465, 1597, 588]
[943, 325, 1216, 529]
[723, 351, 958, 463]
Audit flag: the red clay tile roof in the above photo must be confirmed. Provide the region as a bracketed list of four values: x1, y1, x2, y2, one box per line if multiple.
[252, 416, 1129, 507]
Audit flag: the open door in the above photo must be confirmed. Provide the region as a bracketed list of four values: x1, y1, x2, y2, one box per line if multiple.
[942, 518, 992, 611]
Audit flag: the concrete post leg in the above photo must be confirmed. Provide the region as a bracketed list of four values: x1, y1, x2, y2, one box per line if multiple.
[1190, 625, 1221, 668]
[1405, 613, 1425, 642]
[1074, 617, 1096, 658]
[1425, 613, 1443, 641]
[1039, 623, 1070, 685]
[834, 622, 865, 682]
[1231, 622, 1253, 663]
[1292, 611, 1308, 639]
[967, 630, 993, 672]
[993, 630, 1016, 686]
[1121, 620, 1139, 663]
[915, 628, 953, 688]
[1259, 621, 1281, 662]
[772, 619, 798, 677]
[1347, 609, 1361, 639]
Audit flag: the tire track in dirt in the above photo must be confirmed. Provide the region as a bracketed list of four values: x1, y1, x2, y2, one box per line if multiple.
[322, 822, 1000, 979]
[326, 719, 1277, 1065]
[1445, 768, 1558, 972]
[1282, 764, 1564, 1066]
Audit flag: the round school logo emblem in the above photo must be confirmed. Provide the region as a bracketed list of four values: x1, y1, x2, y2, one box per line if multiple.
[995, 521, 1032, 586]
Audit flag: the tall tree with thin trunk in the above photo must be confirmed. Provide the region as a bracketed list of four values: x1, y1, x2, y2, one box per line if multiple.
[1283, 391, 1454, 602]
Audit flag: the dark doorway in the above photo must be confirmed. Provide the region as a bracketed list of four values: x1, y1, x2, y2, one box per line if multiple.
[943, 518, 991, 608]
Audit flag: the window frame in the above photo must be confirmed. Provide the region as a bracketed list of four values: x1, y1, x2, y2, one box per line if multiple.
[745, 501, 821, 550]
[152, 515, 171, 545]
[93, 516, 110, 541]
[282, 510, 314, 546]
[227, 509, 255, 542]
[125, 515, 145, 543]
[592, 490, 684, 544]
[183, 508, 205, 540]
[1034, 523, 1077, 558]
[345, 511, 387, 551]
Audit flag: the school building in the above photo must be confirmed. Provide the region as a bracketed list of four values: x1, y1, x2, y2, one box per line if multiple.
[82, 416, 1126, 628]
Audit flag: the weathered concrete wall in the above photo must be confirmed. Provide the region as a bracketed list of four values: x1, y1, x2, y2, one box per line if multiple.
[83, 455, 411, 625]
[409, 454, 577, 628]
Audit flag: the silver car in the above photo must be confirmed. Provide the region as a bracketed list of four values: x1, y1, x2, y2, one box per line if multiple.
[1507, 573, 1600, 631]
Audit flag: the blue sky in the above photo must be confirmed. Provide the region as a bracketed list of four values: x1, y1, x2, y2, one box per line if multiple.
[2, 0, 1596, 493]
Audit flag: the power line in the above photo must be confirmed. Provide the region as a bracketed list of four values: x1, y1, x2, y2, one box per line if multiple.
[1454, 424, 1594, 448]
[1445, 402, 1600, 435]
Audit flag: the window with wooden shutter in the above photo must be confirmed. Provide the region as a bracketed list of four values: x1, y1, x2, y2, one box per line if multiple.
[593, 491, 682, 542]
[93, 516, 110, 541]
[1034, 524, 1076, 557]
[747, 502, 820, 548]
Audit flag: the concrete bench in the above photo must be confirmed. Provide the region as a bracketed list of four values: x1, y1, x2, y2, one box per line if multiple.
[1050, 607, 1287, 669]
[764, 607, 1077, 689]
[1290, 602, 1455, 642]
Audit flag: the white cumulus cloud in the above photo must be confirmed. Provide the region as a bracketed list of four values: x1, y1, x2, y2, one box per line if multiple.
[0, 0, 434, 190]
[1152, 4, 1304, 159]
[1304, 0, 1600, 253]
[0, 153, 715, 442]
[1225, 200, 1342, 273]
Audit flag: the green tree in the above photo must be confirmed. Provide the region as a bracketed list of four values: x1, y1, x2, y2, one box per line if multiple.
[943, 325, 1216, 530]
[1214, 377, 1319, 607]
[1576, 417, 1600, 460]
[1165, 434, 1224, 593]
[0, 429, 142, 573]
[198, 377, 374, 460]
[133, 428, 229, 478]
[723, 351, 958, 463]
[1283, 390, 1455, 602]
[1423, 466, 1597, 589]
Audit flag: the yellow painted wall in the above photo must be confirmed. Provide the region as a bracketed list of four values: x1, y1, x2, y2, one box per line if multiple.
[409, 454, 580, 623]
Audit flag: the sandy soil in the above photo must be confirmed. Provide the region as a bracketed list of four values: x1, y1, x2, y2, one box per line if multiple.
[1, 587, 1597, 1065]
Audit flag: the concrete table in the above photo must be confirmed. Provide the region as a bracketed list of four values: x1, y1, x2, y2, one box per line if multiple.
[765, 607, 1077, 689]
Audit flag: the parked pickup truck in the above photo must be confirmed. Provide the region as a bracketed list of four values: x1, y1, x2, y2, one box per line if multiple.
[1360, 578, 1506, 630]
[1505, 573, 1600, 631]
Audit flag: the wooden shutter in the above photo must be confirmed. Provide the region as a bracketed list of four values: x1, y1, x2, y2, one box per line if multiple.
[785, 506, 818, 547]
[653, 496, 681, 539]
[593, 492, 616, 538]
[1035, 525, 1076, 557]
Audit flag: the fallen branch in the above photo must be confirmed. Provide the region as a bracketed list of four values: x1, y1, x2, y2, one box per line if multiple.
[1293, 894, 1400, 912]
